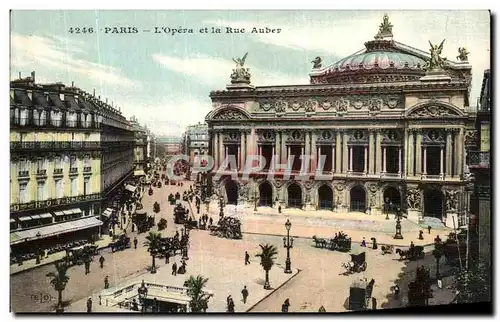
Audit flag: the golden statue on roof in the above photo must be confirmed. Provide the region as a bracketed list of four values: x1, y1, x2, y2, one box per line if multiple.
[374, 13, 393, 39]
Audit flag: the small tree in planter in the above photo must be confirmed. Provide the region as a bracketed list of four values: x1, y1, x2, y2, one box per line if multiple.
[143, 231, 162, 274]
[255, 243, 279, 290]
[185, 275, 211, 312]
[46, 262, 70, 313]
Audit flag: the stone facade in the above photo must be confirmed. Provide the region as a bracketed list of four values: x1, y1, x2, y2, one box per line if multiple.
[205, 16, 476, 226]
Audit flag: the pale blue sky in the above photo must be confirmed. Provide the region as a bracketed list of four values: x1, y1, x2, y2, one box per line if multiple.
[10, 10, 490, 136]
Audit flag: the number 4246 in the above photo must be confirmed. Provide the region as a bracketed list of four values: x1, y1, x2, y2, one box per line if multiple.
[68, 27, 94, 34]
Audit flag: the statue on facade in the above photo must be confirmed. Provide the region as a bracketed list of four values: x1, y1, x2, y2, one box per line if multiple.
[456, 47, 470, 62]
[406, 188, 421, 209]
[374, 13, 393, 39]
[311, 57, 322, 69]
[425, 39, 447, 71]
[445, 190, 459, 212]
[230, 52, 251, 84]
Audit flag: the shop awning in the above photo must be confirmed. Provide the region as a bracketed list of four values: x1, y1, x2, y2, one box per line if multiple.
[10, 216, 103, 245]
[63, 208, 82, 215]
[125, 184, 137, 193]
[18, 216, 32, 222]
[40, 213, 53, 219]
[54, 211, 65, 217]
[145, 289, 191, 305]
[102, 208, 113, 218]
[30, 215, 41, 219]
[134, 170, 146, 176]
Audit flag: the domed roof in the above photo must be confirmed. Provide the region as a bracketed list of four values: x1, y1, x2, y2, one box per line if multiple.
[330, 50, 425, 72]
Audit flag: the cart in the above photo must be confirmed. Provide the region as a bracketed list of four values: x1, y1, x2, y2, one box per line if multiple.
[342, 252, 367, 274]
[348, 278, 375, 310]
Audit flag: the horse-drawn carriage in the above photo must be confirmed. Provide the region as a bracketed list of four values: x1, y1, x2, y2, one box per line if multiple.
[396, 245, 425, 261]
[158, 236, 186, 256]
[134, 209, 155, 233]
[342, 252, 367, 274]
[64, 244, 98, 266]
[209, 216, 242, 239]
[108, 234, 131, 252]
[312, 233, 352, 252]
[348, 278, 375, 310]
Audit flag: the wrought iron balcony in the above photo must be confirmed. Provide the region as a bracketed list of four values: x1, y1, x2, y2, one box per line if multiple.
[69, 167, 78, 173]
[10, 141, 102, 151]
[467, 151, 490, 169]
[36, 169, 47, 177]
[53, 168, 63, 175]
[83, 166, 92, 173]
[10, 192, 102, 213]
[18, 170, 29, 178]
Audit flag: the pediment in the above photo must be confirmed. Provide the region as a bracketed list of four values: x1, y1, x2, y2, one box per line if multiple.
[212, 109, 249, 121]
[407, 103, 463, 118]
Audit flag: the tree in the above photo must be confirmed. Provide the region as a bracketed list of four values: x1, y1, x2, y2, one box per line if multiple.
[184, 275, 210, 312]
[46, 262, 70, 313]
[255, 243, 279, 290]
[143, 231, 162, 274]
[454, 261, 491, 303]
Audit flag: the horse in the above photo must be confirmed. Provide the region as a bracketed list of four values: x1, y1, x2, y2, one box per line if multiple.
[381, 245, 394, 255]
[312, 235, 327, 248]
[395, 248, 409, 260]
[341, 262, 353, 274]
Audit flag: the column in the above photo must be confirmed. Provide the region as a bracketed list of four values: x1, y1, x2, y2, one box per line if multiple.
[331, 145, 335, 173]
[240, 132, 246, 170]
[287, 146, 291, 169]
[368, 130, 375, 174]
[275, 131, 280, 168]
[271, 146, 275, 169]
[311, 131, 317, 173]
[219, 133, 224, 168]
[446, 130, 453, 177]
[422, 146, 427, 175]
[342, 132, 349, 173]
[375, 131, 382, 174]
[348, 146, 353, 172]
[213, 132, 218, 171]
[301, 145, 305, 172]
[318, 145, 322, 173]
[281, 131, 287, 165]
[407, 130, 414, 176]
[363, 146, 368, 173]
[456, 128, 464, 178]
[237, 146, 241, 170]
[304, 131, 310, 173]
[398, 147, 402, 175]
[335, 131, 342, 173]
[439, 146, 444, 177]
[258, 145, 262, 158]
[415, 131, 422, 176]
[382, 147, 387, 173]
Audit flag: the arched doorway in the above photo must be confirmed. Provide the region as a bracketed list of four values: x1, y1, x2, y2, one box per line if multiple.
[259, 181, 273, 207]
[383, 186, 401, 213]
[225, 180, 238, 204]
[424, 188, 444, 219]
[287, 183, 302, 208]
[350, 185, 366, 212]
[318, 185, 333, 210]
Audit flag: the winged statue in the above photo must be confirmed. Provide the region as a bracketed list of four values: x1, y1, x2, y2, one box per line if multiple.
[311, 56, 322, 69]
[426, 39, 447, 70]
[457, 47, 470, 62]
[233, 52, 248, 68]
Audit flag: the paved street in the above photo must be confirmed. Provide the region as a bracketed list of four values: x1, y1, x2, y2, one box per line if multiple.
[11, 176, 455, 313]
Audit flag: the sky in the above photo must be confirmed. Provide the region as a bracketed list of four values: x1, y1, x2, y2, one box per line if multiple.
[10, 10, 490, 137]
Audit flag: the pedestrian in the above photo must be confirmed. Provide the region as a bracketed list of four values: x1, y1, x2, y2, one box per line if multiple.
[209, 217, 213, 226]
[435, 235, 442, 244]
[427, 225, 432, 234]
[86, 297, 92, 313]
[241, 286, 249, 304]
[104, 275, 109, 289]
[165, 251, 170, 264]
[85, 260, 90, 274]
[99, 255, 105, 269]
[134, 237, 138, 249]
[418, 230, 424, 240]
[361, 237, 366, 247]
[98, 295, 102, 306]
[245, 251, 250, 265]
[282, 298, 290, 312]
[394, 285, 400, 299]
[278, 205, 282, 214]
[371, 297, 377, 310]
[437, 273, 443, 289]
[172, 262, 177, 276]
[131, 223, 135, 233]
[227, 295, 235, 313]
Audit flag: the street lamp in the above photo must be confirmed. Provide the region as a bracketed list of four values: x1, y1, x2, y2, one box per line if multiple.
[138, 280, 148, 313]
[283, 219, 294, 274]
[219, 197, 225, 218]
[393, 207, 404, 239]
[384, 197, 390, 220]
[254, 190, 259, 212]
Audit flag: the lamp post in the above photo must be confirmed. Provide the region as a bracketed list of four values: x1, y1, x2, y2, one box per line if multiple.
[283, 219, 294, 274]
[393, 207, 404, 239]
[254, 190, 258, 212]
[384, 197, 390, 220]
[182, 223, 190, 260]
[138, 280, 148, 313]
[219, 197, 224, 219]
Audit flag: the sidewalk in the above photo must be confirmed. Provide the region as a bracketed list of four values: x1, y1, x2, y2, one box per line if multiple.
[68, 253, 300, 313]
[10, 235, 112, 275]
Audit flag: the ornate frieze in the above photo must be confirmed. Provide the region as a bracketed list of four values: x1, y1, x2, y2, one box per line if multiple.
[348, 130, 368, 144]
[213, 110, 248, 120]
[422, 129, 445, 144]
[222, 131, 240, 143]
[445, 189, 460, 212]
[465, 129, 479, 147]
[285, 130, 305, 143]
[257, 130, 276, 143]
[257, 95, 403, 113]
[381, 129, 403, 144]
[408, 105, 459, 118]
[316, 130, 336, 144]
[334, 180, 346, 192]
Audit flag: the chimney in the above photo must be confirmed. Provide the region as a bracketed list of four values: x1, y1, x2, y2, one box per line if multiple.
[31, 71, 35, 82]
[93, 89, 96, 96]
[106, 98, 108, 104]
[71, 81, 74, 87]
[18, 72, 21, 79]
[112, 101, 114, 107]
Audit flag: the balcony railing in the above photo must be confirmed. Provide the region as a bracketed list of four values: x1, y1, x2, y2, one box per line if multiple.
[10, 192, 102, 212]
[18, 170, 29, 178]
[36, 169, 47, 177]
[10, 141, 102, 150]
[69, 167, 78, 173]
[54, 168, 63, 175]
[83, 166, 92, 173]
[468, 151, 490, 169]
